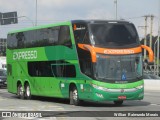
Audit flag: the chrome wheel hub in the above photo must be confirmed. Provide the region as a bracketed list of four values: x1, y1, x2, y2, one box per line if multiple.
[26, 86, 30, 96]
[73, 89, 78, 101]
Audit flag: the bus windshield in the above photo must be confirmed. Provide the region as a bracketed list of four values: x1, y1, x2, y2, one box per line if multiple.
[95, 53, 143, 82]
[89, 23, 140, 48]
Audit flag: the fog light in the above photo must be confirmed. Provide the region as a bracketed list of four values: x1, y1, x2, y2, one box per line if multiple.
[139, 92, 144, 97]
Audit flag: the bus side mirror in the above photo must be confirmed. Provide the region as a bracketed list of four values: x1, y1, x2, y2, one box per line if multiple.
[144, 59, 154, 65]
[141, 45, 154, 63]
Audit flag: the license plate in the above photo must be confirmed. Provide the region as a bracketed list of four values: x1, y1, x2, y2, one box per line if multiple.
[118, 96, 126, 100]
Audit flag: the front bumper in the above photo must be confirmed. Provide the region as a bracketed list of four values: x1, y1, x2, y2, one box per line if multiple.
[88, 87, 144, 102]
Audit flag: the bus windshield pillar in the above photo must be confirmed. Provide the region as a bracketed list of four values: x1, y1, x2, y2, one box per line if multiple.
[78, 44, 97, 63]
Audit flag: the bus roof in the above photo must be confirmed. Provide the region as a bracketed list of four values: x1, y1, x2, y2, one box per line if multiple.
[8, 21, 71, 34]
[71, 20, 132, 24]
[8, 20, 132, 34]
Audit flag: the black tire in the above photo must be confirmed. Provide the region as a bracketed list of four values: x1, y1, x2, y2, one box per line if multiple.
[17, 84, 24, 99]
[25, 83, 32, 100]
[114, 100, 123, 106]
[70, 86, 81, 106]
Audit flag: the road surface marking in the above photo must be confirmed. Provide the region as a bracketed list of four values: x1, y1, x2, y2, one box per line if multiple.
[150, 103, 160, 106]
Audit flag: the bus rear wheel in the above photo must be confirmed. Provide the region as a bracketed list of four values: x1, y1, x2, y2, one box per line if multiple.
[114, 100, 123, 106]
[25, 83, 32, 100]
[70, 86, 81, 106]
[17, 84, 24, 99]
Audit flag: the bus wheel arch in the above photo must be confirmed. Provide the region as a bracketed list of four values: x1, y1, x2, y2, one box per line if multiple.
[24, 81, 32, 100]
[17, 81, 24, 99]
[69, 83, 81, 106]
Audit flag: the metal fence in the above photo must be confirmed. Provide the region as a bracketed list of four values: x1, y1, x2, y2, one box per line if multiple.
[143, 64, 160, 76]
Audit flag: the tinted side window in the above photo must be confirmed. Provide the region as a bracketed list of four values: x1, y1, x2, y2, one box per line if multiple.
[7, 33, 18, 49]
[28, 60, 76, 78]
[51, 64, 76, 77]
[8, 26, 73, 49]
[25, 26, 60, 48]
[28, 61, 54, 77]
[59, 26, 72, 48]
[72, 23, 90, 44]
[47, 27, 60, 45]
[16, 32, 26, 48]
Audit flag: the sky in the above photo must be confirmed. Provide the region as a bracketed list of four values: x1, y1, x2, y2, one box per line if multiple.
[0, 0, 159, 39]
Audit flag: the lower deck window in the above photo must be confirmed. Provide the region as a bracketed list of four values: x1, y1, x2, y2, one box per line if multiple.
[28, 60, 76, 77]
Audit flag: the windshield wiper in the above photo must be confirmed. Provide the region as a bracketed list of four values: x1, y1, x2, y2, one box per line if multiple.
[82, 31, 88, 43]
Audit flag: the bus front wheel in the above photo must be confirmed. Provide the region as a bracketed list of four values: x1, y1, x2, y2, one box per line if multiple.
[70, 86, 81, 106]
[17, 84, 24, 99]
[114, 100, 123, 106]
[25, 83, 32, 100]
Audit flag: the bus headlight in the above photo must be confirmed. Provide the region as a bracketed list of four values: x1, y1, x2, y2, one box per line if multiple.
[92, 84, 108, 92]
[136, 85, 144, 89]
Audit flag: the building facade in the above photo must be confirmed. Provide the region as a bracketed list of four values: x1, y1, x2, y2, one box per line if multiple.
[0, 38, 6, 56]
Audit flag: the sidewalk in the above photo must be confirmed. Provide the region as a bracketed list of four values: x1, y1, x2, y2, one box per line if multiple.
[144, 80, 160, 91]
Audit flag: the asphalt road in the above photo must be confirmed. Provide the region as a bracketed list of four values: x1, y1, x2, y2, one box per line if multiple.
[0, 88, 160, 120]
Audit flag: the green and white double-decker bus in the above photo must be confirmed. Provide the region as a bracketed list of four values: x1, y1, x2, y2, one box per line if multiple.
[7, 20, 153, 105]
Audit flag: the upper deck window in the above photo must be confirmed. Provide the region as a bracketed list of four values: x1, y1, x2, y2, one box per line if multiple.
[89, 23, 140, 48]
[7, 25, 72, 49]
[72, 23, 90, 44]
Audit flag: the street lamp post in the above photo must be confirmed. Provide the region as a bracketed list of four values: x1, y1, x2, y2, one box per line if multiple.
[114, 0, 117, 20]
[35, 0, 37, 26]
[18, 16, 34, 26]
